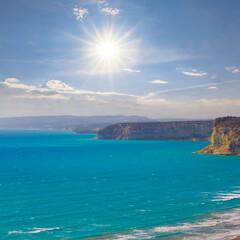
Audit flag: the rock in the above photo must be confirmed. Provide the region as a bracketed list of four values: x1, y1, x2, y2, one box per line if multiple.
[196, 116, 240, 156]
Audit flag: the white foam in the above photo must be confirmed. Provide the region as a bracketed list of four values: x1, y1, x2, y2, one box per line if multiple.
[212, 190, 240, 202]
[8, 227, 59, 235]
[92, 224, 112, 227]
[183, 228, 240, 240]
[109, 207, 240, 240]
[137, 209, 151, 212]
[115, 230, 154, 240]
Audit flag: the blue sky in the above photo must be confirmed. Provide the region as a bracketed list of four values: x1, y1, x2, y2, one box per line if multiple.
[0, 0, 240, 118]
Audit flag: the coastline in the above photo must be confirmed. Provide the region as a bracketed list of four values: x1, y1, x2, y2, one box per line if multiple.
[84, 206, 240, 240]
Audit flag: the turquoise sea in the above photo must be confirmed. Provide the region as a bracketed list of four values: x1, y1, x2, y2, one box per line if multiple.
[0, 130, 240, 240]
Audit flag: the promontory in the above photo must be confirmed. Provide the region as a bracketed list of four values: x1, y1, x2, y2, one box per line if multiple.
[196, 116, 240, 156]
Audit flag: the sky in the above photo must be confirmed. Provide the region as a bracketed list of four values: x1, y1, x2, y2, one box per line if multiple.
[0, 0, 240, 118]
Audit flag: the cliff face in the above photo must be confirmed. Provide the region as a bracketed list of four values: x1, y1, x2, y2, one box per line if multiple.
[98, 121, 213, 141]
[197, 117, 240, 156]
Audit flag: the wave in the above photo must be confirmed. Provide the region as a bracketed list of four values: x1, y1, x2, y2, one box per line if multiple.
[8, 227, 60, 235]
[92, 224, 112, 227]
[94, 208, 240, 240]
[212, 190, 240, 202]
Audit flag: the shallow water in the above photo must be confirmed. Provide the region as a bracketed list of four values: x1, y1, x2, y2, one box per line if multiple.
[0, 130, 240, 239]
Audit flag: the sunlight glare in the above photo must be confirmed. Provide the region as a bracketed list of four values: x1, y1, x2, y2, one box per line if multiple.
[99, 42, 118, 58]
[81, 24, 138, 75]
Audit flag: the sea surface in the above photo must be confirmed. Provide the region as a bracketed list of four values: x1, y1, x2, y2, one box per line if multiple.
[0, 130, 240, 240]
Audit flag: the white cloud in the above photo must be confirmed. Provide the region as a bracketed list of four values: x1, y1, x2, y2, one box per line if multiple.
[97, 0, 108, 7]
[2, 78, 38, 91]
[1, 77, 239, 118]
[179, 68, 208, 77]
[5, 78, 19, 83]
[208, 86, 218, 90]
[122, 68, 141, 73]
[225, 66, 234, 71]
[97, 0, 121, 16]
[101, 7, 121, 16]
[72, 89, 138, 98]
[149, 80, 168, 84]
[46, 80, 74, 91]
[0, 78, 139, 99]
[73, 7, 88, 22]
[182, 71, 208, 77]
[3, 78, 238, 104]
[232, 69, 239, 73]
[225, 66, 239, 74]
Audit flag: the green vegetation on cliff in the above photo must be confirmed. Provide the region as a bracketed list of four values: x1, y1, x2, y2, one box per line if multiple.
[197, 116, 240, 156]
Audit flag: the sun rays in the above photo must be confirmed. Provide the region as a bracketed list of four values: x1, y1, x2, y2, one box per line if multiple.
[80, 24, 139, 76]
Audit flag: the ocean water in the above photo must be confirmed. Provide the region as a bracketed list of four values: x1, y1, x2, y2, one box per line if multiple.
[0, 130, 240, 240]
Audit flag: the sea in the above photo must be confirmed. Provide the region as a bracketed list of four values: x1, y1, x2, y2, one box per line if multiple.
[0, 129, 240, 240]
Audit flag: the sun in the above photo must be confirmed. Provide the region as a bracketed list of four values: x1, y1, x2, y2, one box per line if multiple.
[80, 24, 138, 75]
[98, 41, 118, 58]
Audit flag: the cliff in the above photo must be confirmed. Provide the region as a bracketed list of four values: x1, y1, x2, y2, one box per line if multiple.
[98, 120, 213, 141]
[196, 116, 240, 156]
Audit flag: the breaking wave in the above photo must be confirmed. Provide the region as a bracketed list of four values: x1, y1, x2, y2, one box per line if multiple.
[8, 227, 60, 235]
[94, 207, 240, 240]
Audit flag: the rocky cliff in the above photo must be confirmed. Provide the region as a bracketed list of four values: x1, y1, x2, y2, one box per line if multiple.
[196, 116, 240, 156]
[98, 120, 214, 141]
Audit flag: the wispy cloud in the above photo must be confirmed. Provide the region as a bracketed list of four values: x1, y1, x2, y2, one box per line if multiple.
[225, 66, 234, 71]
[149, 80, 168, 84]
[1, 78, 239, 118]
[73, 7, 88, 22]
[97, 0, 121, 16]
[3, 77, 236, 103]
[3, 78, 39, 91]
[208, 86, 218, 90]
[225, 66, 239, 73]
[0, 78, 139, 99]
[180, 68, 208, 77]
[182, 71, 208, 77]
[122, 68, 141, 73]
[146, 80, 239, 98]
